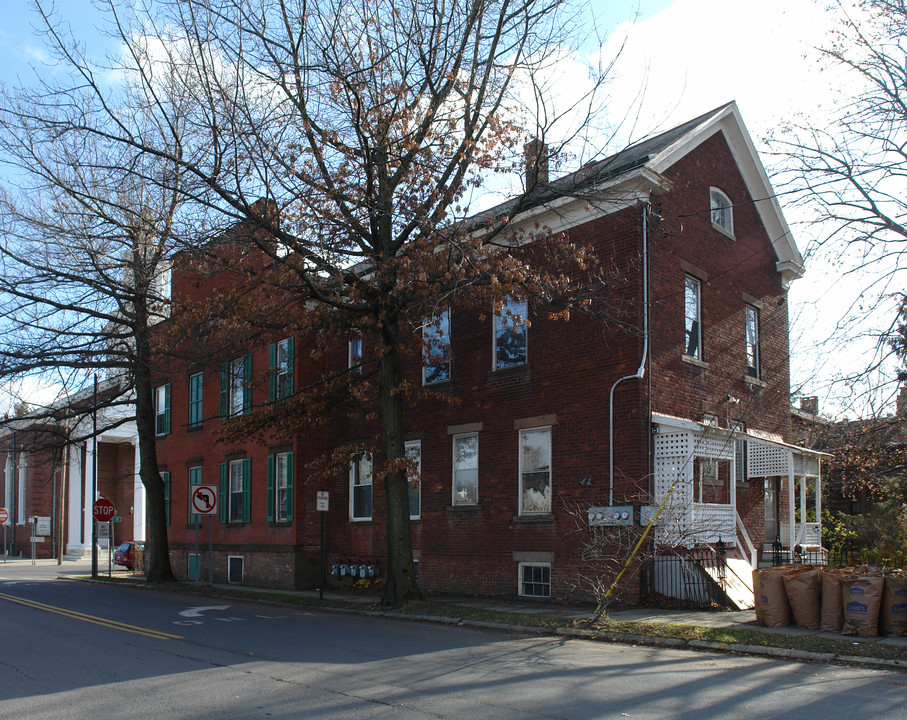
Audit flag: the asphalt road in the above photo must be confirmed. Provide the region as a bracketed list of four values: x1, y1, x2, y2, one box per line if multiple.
[0, 562, 904, 719]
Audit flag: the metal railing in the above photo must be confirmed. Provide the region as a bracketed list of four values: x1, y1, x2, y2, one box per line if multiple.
[640, 546, 726, 608]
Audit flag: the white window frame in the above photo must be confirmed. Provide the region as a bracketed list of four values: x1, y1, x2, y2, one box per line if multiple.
[710, 187, 734, 237]
[228, 459, 244, 524]
[350, 453, 373, 521]
[348, 334, 362, 374]
[154, 383, 169, 436]
[493, 295, 528, 370]
[275, 338, 292, 399]
[228, 357, 245, 416]
[405, 440, 421, 520]
[422, 310, 451, 385]
[745, 304, 760, 379]
[519, 426, 552, 515]
[684, 275, 702, 360]
[452, 432, 479, 505]
[518, 562, 551, 598]
[275, 451, 291, 522]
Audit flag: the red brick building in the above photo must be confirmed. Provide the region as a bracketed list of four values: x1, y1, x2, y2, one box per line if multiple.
[154, 103, 823, 603]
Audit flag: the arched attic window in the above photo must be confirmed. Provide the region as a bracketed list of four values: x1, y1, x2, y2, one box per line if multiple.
[709, 187, 734, 238]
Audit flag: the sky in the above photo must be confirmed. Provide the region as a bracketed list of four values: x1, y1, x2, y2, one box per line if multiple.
[0, 0, 890, 419]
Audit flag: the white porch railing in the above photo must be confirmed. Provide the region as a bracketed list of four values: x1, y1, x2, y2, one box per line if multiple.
[690, 503, 736, 544]
[780, 522, 821, 547]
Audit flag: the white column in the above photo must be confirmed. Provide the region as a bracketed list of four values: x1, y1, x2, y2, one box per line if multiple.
[65, 442, 86, 555]
[132, 441, 146, 541]
[84, 438, 96, 549]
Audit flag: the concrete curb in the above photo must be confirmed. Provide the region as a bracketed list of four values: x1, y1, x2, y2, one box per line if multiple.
[71, 576, 905, 671]
[555, 626, 905, 671]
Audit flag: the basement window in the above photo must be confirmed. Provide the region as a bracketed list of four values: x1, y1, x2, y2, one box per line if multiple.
[519, 562, 551, 598]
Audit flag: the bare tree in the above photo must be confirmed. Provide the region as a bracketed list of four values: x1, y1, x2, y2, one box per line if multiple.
[18, 0, 626, 604]
[772, 0, 907, 412]
[0, 7, 204, 580]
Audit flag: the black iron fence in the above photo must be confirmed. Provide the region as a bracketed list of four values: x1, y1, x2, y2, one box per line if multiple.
[640, 546, 726, 608]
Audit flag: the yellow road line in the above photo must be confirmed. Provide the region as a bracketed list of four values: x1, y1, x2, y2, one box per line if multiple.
[0, 592, 182, 640]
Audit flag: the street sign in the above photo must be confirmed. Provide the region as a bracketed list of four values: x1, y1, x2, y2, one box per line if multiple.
[191, 485, 218, 515]
[316, 491, 329, 512]
[112, 516, 122, 522]
[97, 523, 110, 538]
[92, 498, 115, 522]
[0, 507, 7, 524]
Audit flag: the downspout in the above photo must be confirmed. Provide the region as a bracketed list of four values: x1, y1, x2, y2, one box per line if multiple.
[609, 200, 650, 506]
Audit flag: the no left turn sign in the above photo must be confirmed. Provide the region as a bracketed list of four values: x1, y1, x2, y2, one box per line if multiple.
[191, 485, 218, 515]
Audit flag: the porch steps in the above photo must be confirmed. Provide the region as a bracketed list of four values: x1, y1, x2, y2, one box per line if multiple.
[702, 557, 755, 610]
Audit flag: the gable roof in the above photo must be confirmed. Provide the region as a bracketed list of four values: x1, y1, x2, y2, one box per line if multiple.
[497, 102, 804, 286]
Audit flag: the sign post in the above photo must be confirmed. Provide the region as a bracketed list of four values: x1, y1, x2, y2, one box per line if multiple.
[190, 486, 217, 586]
[0, 507, 8, 562]
[93, 498, 116, 578]
[316, 491, 329, 600]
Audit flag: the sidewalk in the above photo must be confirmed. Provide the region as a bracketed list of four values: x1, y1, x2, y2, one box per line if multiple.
[3, 556, 904, 668]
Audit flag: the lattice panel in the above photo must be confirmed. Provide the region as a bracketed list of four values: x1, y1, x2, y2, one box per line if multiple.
[692, 432, 735, 461]
[747, 442, 790, 477]
[794, 454, 821, 478]
[654, 431, 691, 459]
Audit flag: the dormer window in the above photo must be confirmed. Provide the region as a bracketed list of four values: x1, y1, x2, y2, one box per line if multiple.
[710, 188, 734, 237]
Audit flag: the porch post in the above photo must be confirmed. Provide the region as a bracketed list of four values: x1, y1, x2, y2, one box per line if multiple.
[787, 452, 796, 557]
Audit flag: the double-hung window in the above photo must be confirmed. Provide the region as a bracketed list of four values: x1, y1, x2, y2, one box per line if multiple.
[745, 305, 760, 379]
[155, 384, 171, 436]
[405, 440, 421, 519]
[494, 295, 528, 369]
[452, 433, 478, 505]
[267, 451, 294, 522]
[422, 310, 451, 384]
[684, 276, 702, 359]
[269, 338, 294, 400]
[188, 372, 203, 428]
[220, 355, 251, 417]
[219, 458, 250, 524]
[188, 465, 203, 525]
[350, 453, 372, 521]
[520, 427, 551, 514]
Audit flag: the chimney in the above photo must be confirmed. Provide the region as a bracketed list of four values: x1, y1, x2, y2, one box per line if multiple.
[799, 396, 819, 415]
[524, 138, 549, 192]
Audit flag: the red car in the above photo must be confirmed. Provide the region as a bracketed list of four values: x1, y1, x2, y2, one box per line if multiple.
[114, 541, 143, 570]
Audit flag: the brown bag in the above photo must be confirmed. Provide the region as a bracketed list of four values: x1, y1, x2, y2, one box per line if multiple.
[880, 570, 907, 636]
[819, 568, 848, 633]
[783, 566, 820, 629]
[752, 569, 764, 624]
[756, 566, 792, 627]
[841, 574, 884, 637]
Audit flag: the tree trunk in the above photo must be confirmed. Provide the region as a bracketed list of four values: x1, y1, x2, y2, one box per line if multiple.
[377, 320, 422, 605]
[133, 330, 176, 583]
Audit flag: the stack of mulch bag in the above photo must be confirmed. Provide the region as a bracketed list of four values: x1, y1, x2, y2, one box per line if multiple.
[752, 565, 907, 637]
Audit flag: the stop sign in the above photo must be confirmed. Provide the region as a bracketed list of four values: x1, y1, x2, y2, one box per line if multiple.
[92, 498, 115, 522]
[0, 507, 8, 524]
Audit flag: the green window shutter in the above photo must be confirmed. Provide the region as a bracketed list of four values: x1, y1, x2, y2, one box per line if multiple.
[162, 471, 171, 526]
[286, 451, 294, 522]
[163, 383, 171, 435]
[266, 454, 275, 522]
[286, 338, 295, 395]
[218, 463, 228, 523]
[242, 458, 251, 523]
[268, 343, 277, 402]
[242, 354, 252, 414]
[219, 363, 229, 418]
